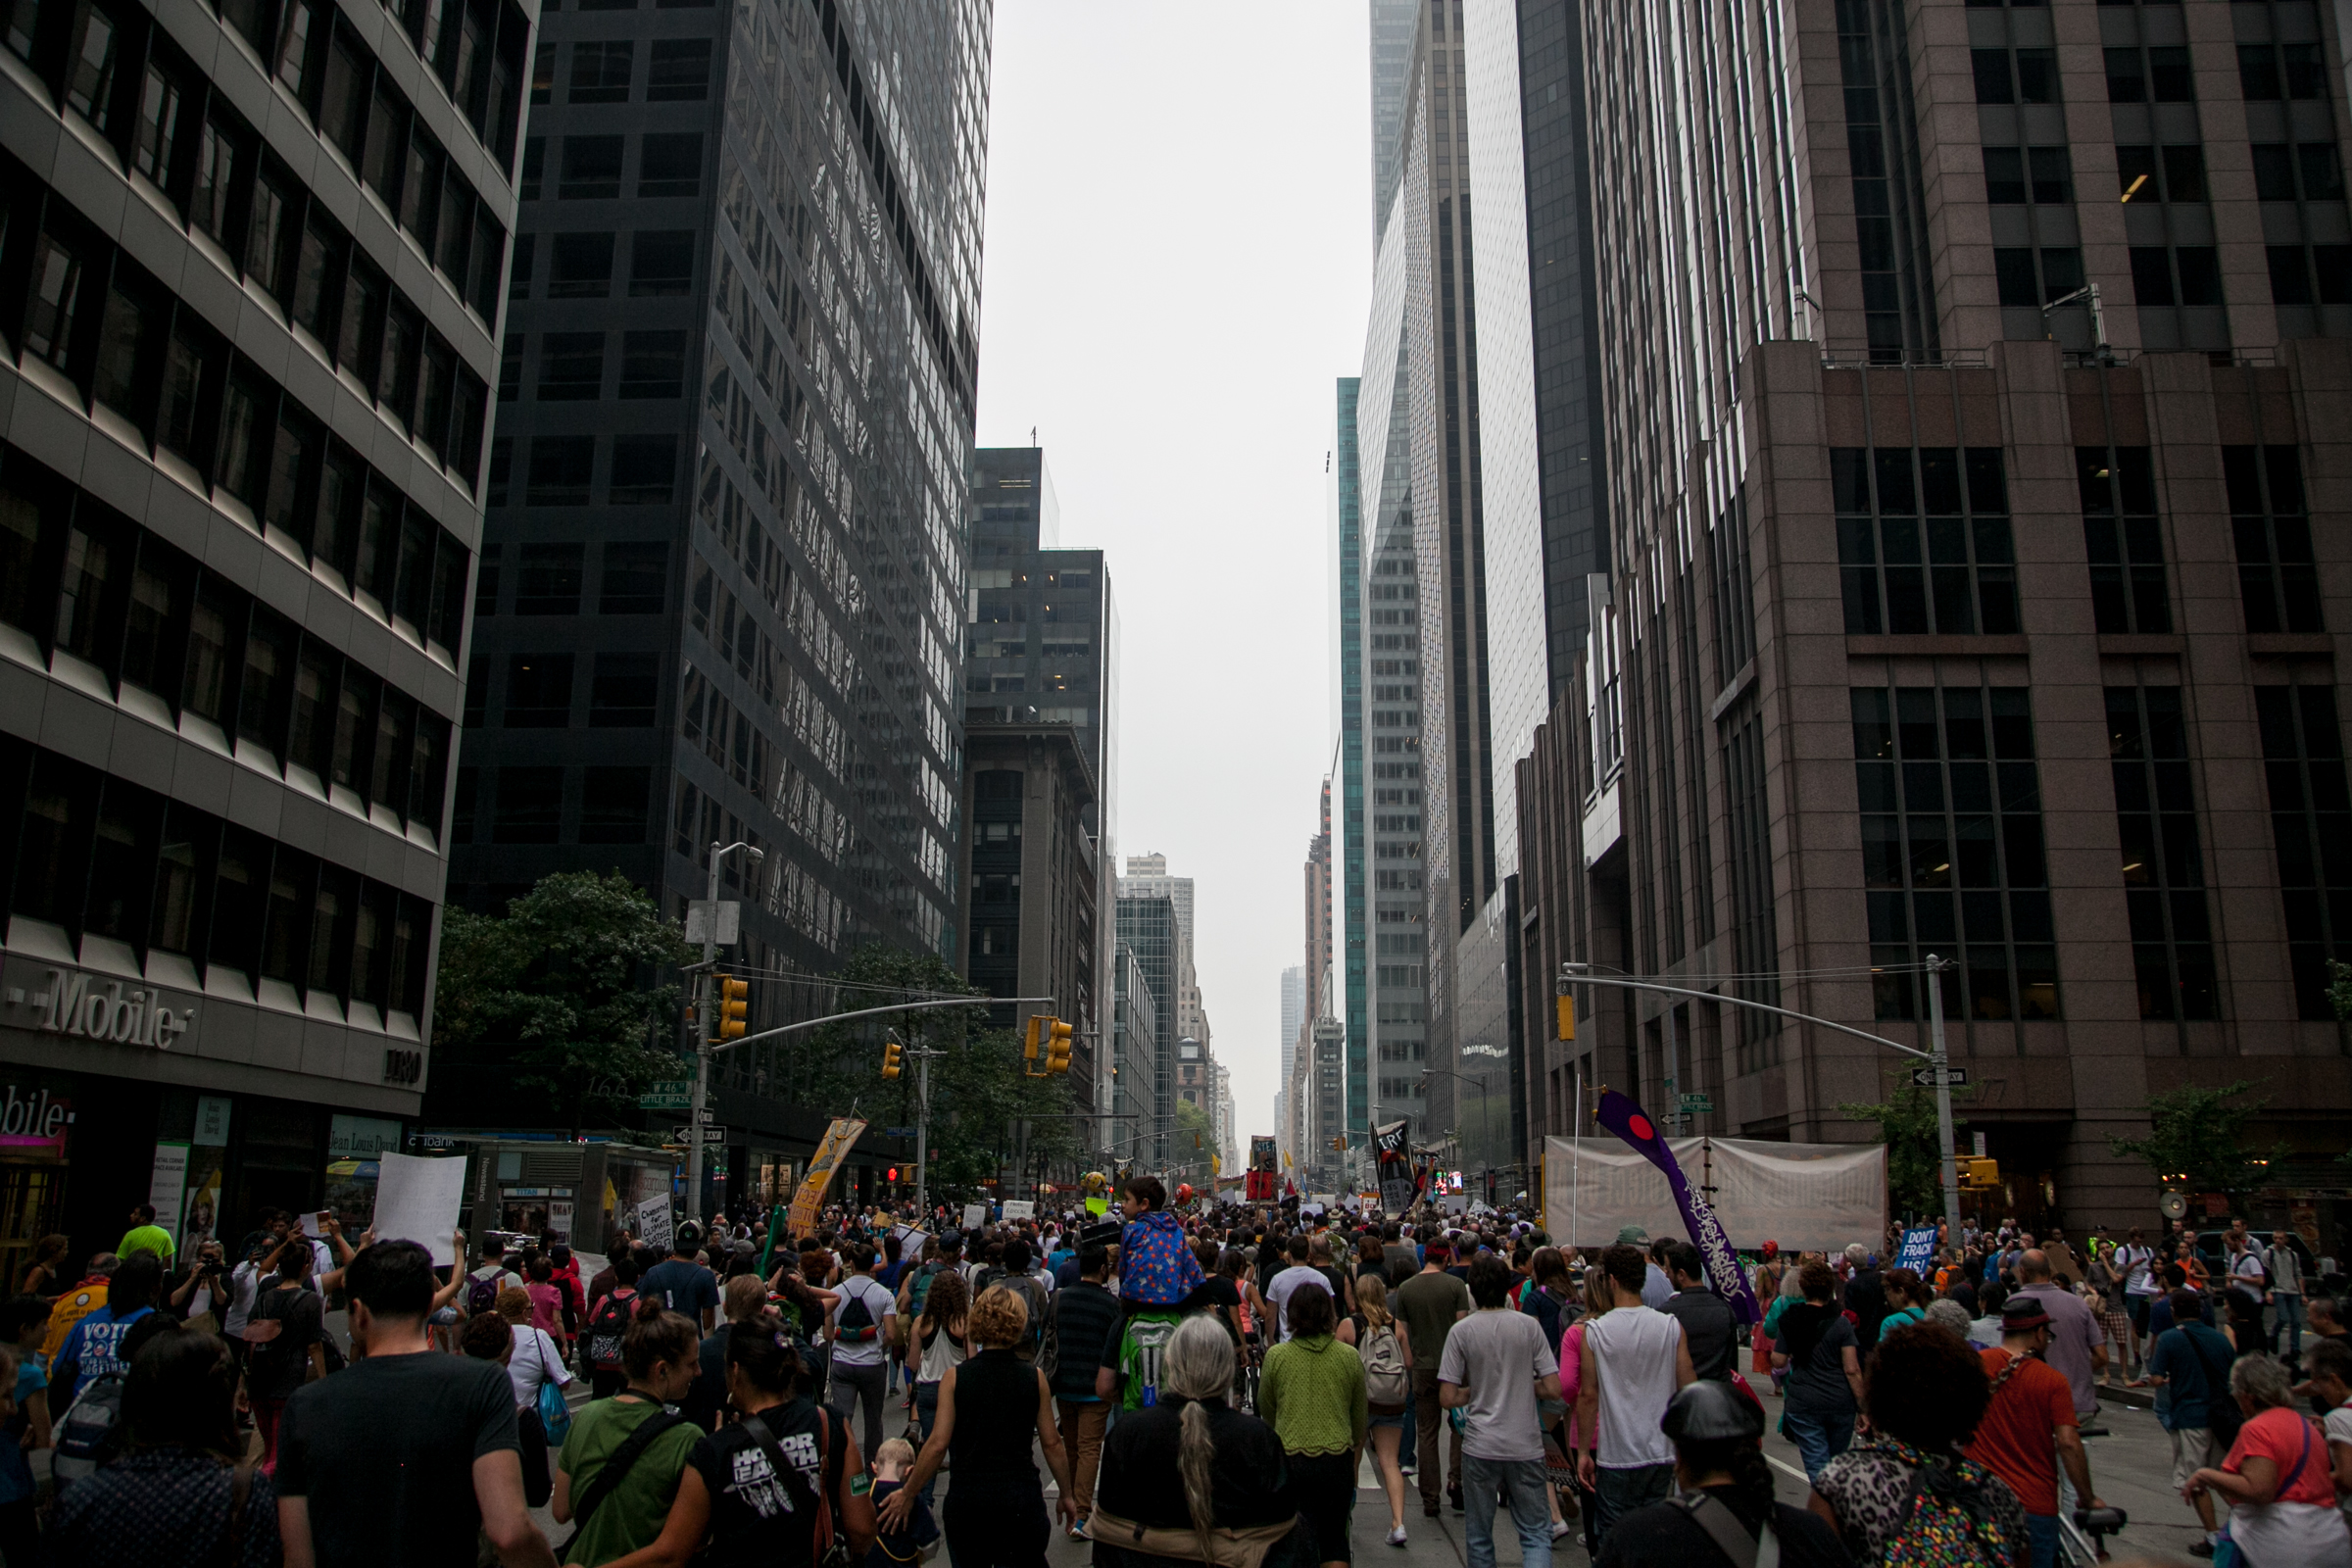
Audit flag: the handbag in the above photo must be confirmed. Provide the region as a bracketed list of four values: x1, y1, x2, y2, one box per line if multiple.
[531, 1333, 573, 1446]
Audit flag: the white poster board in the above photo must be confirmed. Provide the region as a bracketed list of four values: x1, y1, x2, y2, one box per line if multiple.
[1001, 1200, 1035, 1221]
[960, 1203, 989, 1231]
[370, 1152, 468, 1265]
[1544, 1135, 1887, 1254]
[636, 1194, 674, 1253]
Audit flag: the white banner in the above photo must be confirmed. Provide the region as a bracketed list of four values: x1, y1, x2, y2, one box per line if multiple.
[635, 1194, 673, 1253]
[1544, 1135, 1886, 1254]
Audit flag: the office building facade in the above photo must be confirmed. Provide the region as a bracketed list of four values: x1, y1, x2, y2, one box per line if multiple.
[1114, 889, 1174, 1167]
[0, 0, 525, 1279]
[1522, 0, 2352, 1236]
[963, 444, 1117, 1111]
[447, 0, 990, 1197]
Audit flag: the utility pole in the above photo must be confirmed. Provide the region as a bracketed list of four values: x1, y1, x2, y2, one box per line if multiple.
[1926, 954, 1964, 1246]
[687, 840, 761, 1225]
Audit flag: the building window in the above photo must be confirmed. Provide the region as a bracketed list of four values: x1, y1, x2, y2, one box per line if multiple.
[618, 329, 684, 398]
[514, 542, 583, 613]
[2107, 45, 2194, 104]
[548, 231, 613, 298]
[2107, 686, 2215, 1020]
[1723, 712, 1779, 1070]
[1993, 245, 2084, 309]
[609, 435, 676, 504]
[2238, 42, 2328, 103]
[2078, 447, 2169, 633]
[578, 766, 650, 843]
[1983, 145, 2071, 206]
[1974, 46, 2058, 106]
[492, 766, 563, 843]
[2258, 684, 2352, 1018]
[2128, 246, 2224, 307]
[558, 135, 623, 199]
[1854, 685, 2055, 1025]
[629, 230, 694, 296]
[568, 40, 631, 103]
[1835, 447, 2018, 635]
[598, 542, 667, 613]
[2266, 246, 2352, 308]
[2115, 144, 2207, 205]
[646, 38, 709, 100]
[637, 132, 702, 197]
[502, 653, 572, 726]
[589, 652, 658, 725]
[2224, 445, 2321, 633]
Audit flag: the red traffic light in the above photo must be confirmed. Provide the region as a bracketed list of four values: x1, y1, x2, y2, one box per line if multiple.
[887, 1166, 900, 1182]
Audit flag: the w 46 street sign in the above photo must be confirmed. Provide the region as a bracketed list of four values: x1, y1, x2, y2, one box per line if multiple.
[639, 1081, 692, 1109]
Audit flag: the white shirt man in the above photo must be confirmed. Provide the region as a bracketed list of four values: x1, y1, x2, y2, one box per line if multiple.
[1266, 1238, 1334, 1342]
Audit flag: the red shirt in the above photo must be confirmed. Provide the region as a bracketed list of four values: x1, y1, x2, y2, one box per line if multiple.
[1961, 1348, 2077, 1516]
[2225, 1405, 2336, 1505]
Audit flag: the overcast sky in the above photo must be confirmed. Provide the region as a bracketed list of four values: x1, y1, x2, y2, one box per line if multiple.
[973, 4, 1373, 1143]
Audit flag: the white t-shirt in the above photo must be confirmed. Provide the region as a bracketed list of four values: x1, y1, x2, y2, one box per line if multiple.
[1584, 1306, 1682, 1470]
[222, 1261, 266, 1335]
[830, 1275, 897, 1367]
[1437, 1308, 1558, 1461]
[506, 1324, 570, 1407]
[2326, 1399, 2352, 1528]
[1266, 1264, 1333, 1342]
[2119, 1246, 2158, 1297]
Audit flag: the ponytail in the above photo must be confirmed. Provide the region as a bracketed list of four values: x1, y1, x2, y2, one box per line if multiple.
[621, 1295, 698, 1381]
[1177, 1396, 1216, 1561]
[725, 1308, 805, 1395]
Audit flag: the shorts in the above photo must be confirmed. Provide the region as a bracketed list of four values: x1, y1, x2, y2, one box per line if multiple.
[1370, 1408, 1407, 1430]
[2168, 1426, 2218, 1491]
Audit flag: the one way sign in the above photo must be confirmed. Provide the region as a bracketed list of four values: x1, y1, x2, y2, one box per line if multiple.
[1911, 1066, 1969, 1088]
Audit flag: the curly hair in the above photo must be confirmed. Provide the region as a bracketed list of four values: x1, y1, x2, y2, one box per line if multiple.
[1864, 1320, 1991, 1451]
[966, 1283, 1029, 1348]
[494, 1286, 533, 1325]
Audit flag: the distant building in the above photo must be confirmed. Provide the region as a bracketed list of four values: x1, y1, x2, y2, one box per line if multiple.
[1115, 893, 1177, 1166]
[959, 724, 1098, 1102]
[1110, 943, 1155, 1168]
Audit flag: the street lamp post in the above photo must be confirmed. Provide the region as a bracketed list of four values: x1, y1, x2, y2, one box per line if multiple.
[1558, 959, 1965, 1244]
[687, 840, 762, 1224]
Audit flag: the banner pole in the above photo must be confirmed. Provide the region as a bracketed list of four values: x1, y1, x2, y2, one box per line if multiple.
[1570, 1064, 1582, 1254]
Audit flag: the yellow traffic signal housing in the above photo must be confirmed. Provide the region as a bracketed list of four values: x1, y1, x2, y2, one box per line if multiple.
[1966, 1157, 2000, 1189]
[1046, 1017, 1073, 1074]
[881, 1039, 903, 1080]
[1556, 993, 1576, 1041]
[1024, 1014, 1045, 1062]
[715, 977, 750, 1041]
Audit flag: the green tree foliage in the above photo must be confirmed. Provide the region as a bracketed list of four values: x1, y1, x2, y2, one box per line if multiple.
[431, 872, 690, 1138]
[2107, 1080, 2273, 1199]
[1172, 1099, 1219, 1189]
[791, 945, 1081, 1200]
[1838, 1076, 1969, 1221]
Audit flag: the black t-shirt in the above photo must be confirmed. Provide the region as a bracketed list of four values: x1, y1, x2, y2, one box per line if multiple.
[274, 1351, 519, 1568]
[689, 1397, 844, 1568]
[246, 1283, 324, 1401]
[685, 1323, 736, 1431]
[1662, 1289, 1741, 1382]
[1095, 1397, 1296, 1531]
[1180, 1275, 1244, 1328]
[1596, 1492, 1853, 1568]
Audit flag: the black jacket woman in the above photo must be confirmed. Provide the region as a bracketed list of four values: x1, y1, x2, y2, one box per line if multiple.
[1086, 1313, 1315, 1568]
[881, 1284, 1076, 1568]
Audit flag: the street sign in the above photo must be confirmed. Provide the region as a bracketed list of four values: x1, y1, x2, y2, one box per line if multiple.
[695, 1106, 716, 1125]
[700, 1127, 725, 1142]
[1677, 1093, 1714, 1113]
[1911, 1066, 1969, 1088]
[640, 1080, 692, 1109]
[684, 900, 741, 947]
[883, 1126, 917, 1139]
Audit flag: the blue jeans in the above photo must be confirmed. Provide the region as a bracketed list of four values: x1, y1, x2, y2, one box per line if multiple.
[1782, 1407, 1856, 1482]
[2274, 1292, 2306, 1358]
[1462, 1456, 1551, 1568]
[1399, 1381, 1417, 1469]
[2024, 1512, 2058, 1568]
[914, 1382, 942, 1505]
[1592, 1463, 1675, 1544]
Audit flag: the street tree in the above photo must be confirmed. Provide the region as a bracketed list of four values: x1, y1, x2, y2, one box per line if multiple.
[1838, 1074, 1970, 1222]
[431, 871, 690, 1138]
[2107, 1080, 2275, 1201]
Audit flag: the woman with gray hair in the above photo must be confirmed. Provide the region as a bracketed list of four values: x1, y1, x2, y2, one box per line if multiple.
[1087, 1315, 1314, 1568]
[2180, 1351, 2352, 1568]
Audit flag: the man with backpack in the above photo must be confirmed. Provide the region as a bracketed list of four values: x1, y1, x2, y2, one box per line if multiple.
[1045, 1243, 1121, 1536]
[829, 1241, 899, 1462]
[582, 1251, 643, 1399]
[1962, 1298, 2102, 1568]
[2145, 1286, 2238, 1558]
[51, 1253, 162, 1405]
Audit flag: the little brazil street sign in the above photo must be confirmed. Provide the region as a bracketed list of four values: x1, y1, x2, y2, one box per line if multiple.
[639, 1081, 692, 1109]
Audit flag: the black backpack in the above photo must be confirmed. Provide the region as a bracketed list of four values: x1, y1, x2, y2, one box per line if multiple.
[836, 1282, 880, 1344]
[51, 1374, 128, 1494]
[586, 1288, 639, 1373]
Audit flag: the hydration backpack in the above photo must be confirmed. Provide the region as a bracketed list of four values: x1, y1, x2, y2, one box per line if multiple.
[586, 1287, 639, 1373]
[1361, 1324, 1411, 1411]
[51, 1374, 128, 1495]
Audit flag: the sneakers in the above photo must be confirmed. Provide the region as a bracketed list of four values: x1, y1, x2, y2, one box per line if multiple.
[1423, 1503, 1442, 1519]
[1550, 1520, 1572, 1542]
[1387, 1528, 1408, 1548]
[1068, 1520, 1089, 1542]
[2188, 1541, 2215, 1559]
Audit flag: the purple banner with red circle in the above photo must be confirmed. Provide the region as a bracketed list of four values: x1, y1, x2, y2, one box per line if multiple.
[1594, 1089, 1763, 1326]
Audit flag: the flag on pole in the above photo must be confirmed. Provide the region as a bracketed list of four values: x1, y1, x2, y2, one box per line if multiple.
[1593, 1089, 1763, 1325]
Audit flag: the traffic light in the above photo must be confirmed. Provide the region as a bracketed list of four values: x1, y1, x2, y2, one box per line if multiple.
[887, 1166, 900, 1182]
[1330, 1134, 1348, 1152]
[1024, 1013, 1045, 1065]
[1556, 993, 1576, 1041]
[881, 1039, 903, 1080]
[1966, 1157, 2000, 1189]
[715, 977, 750, 1041]
[1045, 1017, 1073, 1074]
